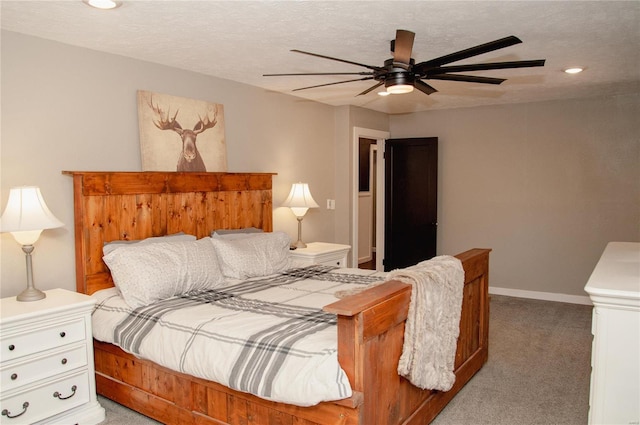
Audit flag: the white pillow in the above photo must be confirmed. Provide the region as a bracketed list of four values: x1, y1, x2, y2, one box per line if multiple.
[211, 227, 263, 238]
[210, 231, 291, 279]
[103, 232, 196, 255]
[103, 237, 224, 309]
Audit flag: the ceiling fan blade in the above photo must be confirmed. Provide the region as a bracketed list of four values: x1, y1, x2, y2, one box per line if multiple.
[430, 59, 546, 74]
[264, 72, 374, 76]
[415, 80, 438, 95]
[357, 82, 384, 96]
[291, 49, 382, 71]
[415, 35, 523, 70]
[393, 29, 415, 65]
[427, 74, 506, 85]
[292, 76, 374, 92]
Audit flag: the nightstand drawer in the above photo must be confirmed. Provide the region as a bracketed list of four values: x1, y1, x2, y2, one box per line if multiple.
[317, 258, 347, 267]
[1, 318, 86, 362]
[0, 370, 90, 425]
[1, 344, 88, 392]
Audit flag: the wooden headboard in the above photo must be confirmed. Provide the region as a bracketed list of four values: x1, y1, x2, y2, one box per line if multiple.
[63, 171, 275, 295]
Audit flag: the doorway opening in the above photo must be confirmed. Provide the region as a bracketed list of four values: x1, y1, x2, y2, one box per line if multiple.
[358, 140, 377, 270]
[351, 127, 389, 271]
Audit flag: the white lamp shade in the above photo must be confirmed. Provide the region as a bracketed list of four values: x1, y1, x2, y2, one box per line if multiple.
[282, 183, 319, 217]
[0, 186, 64, 242]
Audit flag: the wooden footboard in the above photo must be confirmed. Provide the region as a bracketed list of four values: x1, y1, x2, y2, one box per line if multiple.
[92, 248, 490, 425]
[324, 248, 490, 424]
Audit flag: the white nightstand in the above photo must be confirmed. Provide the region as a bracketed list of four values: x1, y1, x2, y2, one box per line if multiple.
[0, 289, 105, 425]
[289, 242, 351, 268]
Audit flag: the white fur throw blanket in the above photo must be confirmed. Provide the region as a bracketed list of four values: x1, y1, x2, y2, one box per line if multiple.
[387, 255, 465, 391]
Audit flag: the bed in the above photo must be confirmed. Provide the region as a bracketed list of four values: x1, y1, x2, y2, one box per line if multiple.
[64, 170, 491, 425]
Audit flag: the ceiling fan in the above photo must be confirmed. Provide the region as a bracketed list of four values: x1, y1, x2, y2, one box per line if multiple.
[264, 29, 546, 96]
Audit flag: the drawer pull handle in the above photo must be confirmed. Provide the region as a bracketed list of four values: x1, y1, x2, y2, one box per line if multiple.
[8, 344, 15, 351]
[10, 373, 18, 380]
[61, 358, 68, 365]
[2, 402, 29, 419]
[53, 385, 77, 400]
[59, 331, 66, 338]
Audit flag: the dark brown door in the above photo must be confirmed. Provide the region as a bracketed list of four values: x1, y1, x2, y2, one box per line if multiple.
[384, 137, 438, 271]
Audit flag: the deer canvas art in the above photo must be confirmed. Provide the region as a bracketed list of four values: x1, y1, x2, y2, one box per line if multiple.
[137, 90, 227, 172]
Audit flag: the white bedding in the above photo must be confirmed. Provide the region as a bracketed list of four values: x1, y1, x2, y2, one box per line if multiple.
[91, 265, 385, 406]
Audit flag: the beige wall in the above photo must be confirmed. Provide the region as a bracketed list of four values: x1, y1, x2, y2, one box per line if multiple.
[2, 31, 637, 300]
[389, 95, 640, 297]
[0, 31, 338, 297]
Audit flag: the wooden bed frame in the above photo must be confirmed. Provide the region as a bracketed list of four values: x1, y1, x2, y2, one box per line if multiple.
[65, 171, 491, 425]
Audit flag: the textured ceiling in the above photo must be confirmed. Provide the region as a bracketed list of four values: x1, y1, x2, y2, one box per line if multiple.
[2, 1, 639, 114]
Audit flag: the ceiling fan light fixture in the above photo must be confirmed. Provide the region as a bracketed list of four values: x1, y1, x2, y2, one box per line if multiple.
[377, 91, 391, 97]
[385, 73, 415, 94]
[386, 84, 414, 94]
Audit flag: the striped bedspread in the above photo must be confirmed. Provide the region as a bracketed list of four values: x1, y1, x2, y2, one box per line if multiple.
[91, 265, 385, 406]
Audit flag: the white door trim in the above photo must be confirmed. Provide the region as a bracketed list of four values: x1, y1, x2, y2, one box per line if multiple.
[352, 127, 390, 270]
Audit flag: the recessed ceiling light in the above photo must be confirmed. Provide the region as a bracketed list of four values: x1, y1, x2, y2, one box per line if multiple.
[564, 67, 584, 74]
[83, 0, 122, 10]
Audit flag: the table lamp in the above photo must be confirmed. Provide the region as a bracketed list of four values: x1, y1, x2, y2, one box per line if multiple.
[0, 186, 64, 301]
[282, 183, 319, 249]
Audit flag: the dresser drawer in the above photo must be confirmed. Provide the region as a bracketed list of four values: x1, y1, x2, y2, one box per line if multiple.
[1, 344, 88, 392]
[1, 318, 86, 362]
[0, 370, 90, 424]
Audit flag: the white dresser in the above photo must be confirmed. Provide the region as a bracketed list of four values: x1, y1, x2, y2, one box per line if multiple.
[289, 242, 351, 268]
[584, 242, 640, 425]
[0, 289, 105, 425]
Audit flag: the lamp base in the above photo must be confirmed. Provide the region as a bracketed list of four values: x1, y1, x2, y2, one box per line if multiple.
[291, 239, 307, 249]
[291, 216, 308, 249]
[16, 287, 46, 302]
[16, 244, 47, 301]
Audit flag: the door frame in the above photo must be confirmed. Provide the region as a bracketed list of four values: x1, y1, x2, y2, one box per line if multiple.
[352, 127, 389, 270]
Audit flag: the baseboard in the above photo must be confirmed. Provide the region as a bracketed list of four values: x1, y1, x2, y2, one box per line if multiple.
[489, 286, 592, 306]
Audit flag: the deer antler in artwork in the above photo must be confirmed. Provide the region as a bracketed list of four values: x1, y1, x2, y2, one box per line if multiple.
[193, 106, 218, 135]
[148, 97, 183, 134]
